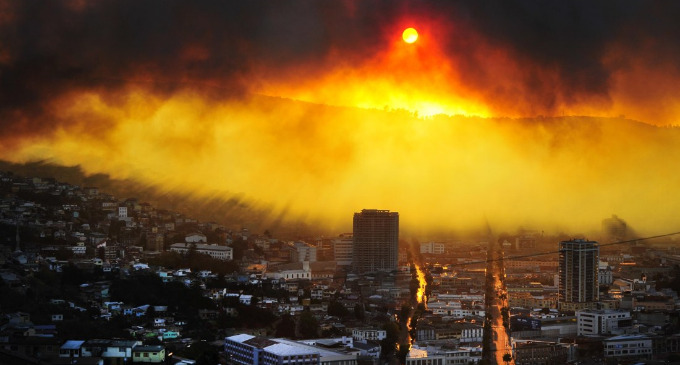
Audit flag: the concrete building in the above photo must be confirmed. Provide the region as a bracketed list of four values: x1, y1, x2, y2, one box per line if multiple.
[513, 340, 569, 365]
[225, 334, 357, 365]
[225, 334, 320, 365]
[598, 262, 613, 286]
[576, 309, 632, 336]
[558, 239, 599, 311]
[602, 215, 628, 241]
[442, 347, 483, 365]
[274, 338, 357, 365]
[351, 328, 386, 341]
[131, 345, 165, 363]
[405, 346, 445, 365]
[170, 243, 233, 260]
[266, 262, 312, 281]
[352, 209, 399, 274]
[603, 334, 653, 360]
[332, 234, 353, 266]
[290, 241, 317, 262]
[420, 242, 445, 255]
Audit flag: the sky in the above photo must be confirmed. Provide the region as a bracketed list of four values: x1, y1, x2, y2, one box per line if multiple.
[1, 0, 680, 236]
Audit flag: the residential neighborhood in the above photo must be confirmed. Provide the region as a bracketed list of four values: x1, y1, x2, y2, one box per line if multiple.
[2, 171, 680, 365]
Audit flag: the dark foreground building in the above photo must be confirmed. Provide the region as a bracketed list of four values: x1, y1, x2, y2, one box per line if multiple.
[352, 209, 399, 274]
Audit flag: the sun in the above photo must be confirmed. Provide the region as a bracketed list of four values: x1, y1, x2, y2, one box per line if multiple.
[402, 27, 418, 44]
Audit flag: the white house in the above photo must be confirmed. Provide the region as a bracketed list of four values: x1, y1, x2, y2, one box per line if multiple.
[599, 262, 613, 285]
[239, 295, 253, 306]
[266, 262, 312, 280]
[170, 243, 233, 261]
[102, 340, 142, 362]
[352, 328, 387, 341]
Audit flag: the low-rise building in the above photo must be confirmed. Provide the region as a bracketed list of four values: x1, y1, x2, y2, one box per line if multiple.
[225, 334, 345, 365]
[576, 309, 632, 336]
[513, 340, 568, 365]
[405, 346, 445, 365]
[420, 242, 445, 255]
[603, 334, 653, 360]
[170, 243, 233, 260]
[352, 328, 387, 341]
[132, 345, 165, 363]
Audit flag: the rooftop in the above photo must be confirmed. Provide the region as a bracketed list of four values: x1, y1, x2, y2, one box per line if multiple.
[606, 334, 651, 341]
[265, 343, 319, 357]
[242, 336, 278, 349]
[226, 334, 255, 343]
[61, 340, 85, 350]
[133, 345, 165, 352]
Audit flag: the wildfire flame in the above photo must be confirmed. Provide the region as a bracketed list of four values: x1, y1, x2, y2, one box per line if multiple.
[414, 264, 427, 307]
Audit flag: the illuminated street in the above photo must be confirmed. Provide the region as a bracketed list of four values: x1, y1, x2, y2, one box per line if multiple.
[485, 241, 514, 365]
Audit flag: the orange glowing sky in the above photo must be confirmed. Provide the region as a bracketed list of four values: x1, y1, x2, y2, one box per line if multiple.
[2, 1, 680, 235]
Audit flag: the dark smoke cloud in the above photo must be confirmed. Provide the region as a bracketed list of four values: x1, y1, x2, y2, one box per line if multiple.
[2, 0, 680, 137]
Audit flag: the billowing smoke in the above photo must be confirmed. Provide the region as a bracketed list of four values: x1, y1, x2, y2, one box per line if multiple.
[3, 1, 680, 130]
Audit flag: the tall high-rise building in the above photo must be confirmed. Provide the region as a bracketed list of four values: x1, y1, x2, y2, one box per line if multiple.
[558, 239, 599, 311]
[602, 215, 628, 241]
[352, 209, 399, 274]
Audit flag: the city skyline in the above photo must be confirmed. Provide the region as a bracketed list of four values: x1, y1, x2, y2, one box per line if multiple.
[0, 165, 679, 364]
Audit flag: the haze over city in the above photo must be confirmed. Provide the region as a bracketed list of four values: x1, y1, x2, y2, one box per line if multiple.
[2, 1, 680, 235]
[4, 3, 680, 365]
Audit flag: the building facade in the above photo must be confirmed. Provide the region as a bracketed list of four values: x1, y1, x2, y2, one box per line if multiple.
[603, 335, 653, 360]
[598, 262, 613, 285]
[170, 243, 233, 260]
[576, 309, 632, 336]
[558, 239, 599, 311]
[513, 340, 569, 365]
[351, 328, 387, 341]
[225, 334, 320, 365]
[332, 234, 353, 266]
[225, 334, 356, 365]
[420, 242, 445, 254]
[352, 209, 399, 274]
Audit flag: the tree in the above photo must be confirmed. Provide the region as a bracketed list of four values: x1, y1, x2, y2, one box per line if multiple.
[299, 310, 318, 339]
[275, 314, 296, 338]
[328, 301, 349, 318]
[396, 344, 410, 364]
[380, 322, 400, 359]
[502, 353, 512, 364]
[399, 305, 411, 323]
[354, 303, 365, 322]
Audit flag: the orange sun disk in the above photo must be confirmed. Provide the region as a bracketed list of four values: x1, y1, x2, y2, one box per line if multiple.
[402, 27, 418, 44]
